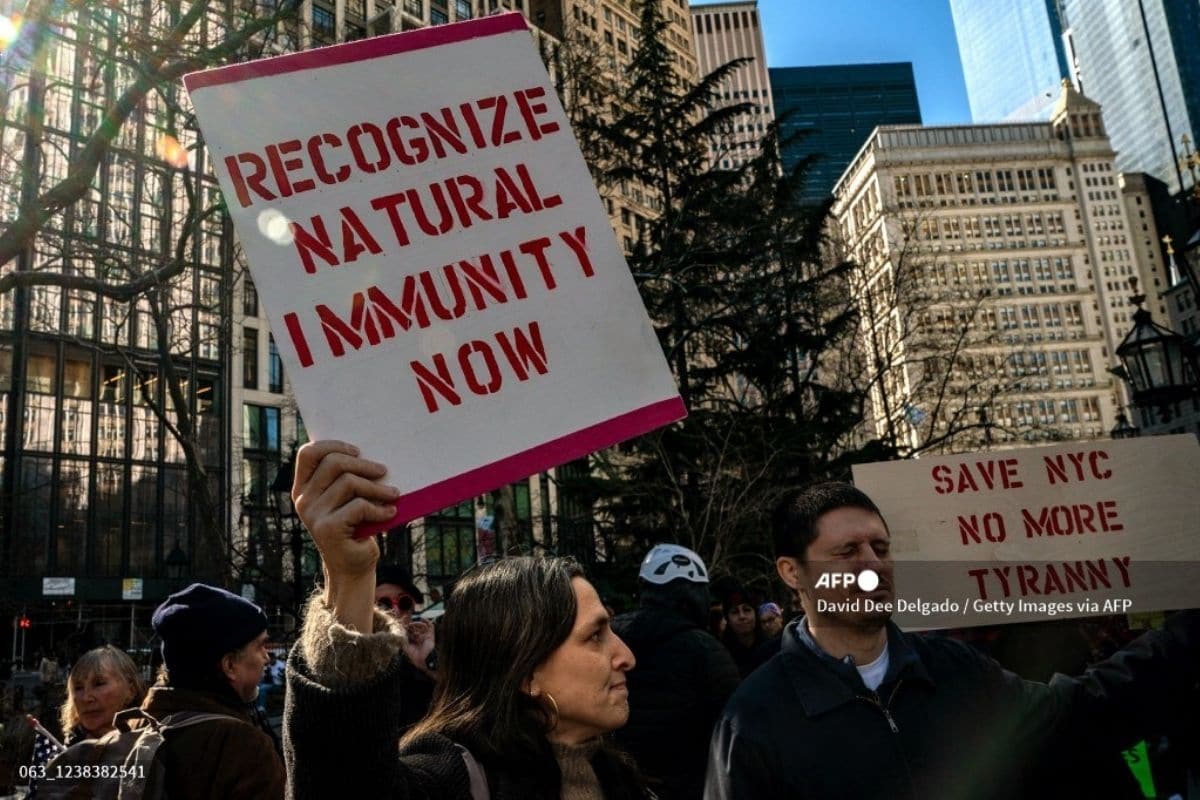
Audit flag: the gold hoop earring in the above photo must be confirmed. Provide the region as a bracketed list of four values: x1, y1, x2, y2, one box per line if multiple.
[543, 692, 560, 729]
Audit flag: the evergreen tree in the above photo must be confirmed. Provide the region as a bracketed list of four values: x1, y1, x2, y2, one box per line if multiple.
[577, 0, 875, 578]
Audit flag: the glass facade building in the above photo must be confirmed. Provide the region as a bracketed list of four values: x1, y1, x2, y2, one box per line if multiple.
[769, 63, 922, 204]
[949, 0, 1070, 122]
[1062, 0, 1200, 195]
[0, 0, 695, 647]
[0, 0, 230, 615]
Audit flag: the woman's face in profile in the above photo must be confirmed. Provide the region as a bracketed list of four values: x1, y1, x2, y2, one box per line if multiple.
[530, 577, 636, 745]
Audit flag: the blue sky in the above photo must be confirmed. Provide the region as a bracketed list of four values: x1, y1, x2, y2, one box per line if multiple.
[693, 0, 972, 125]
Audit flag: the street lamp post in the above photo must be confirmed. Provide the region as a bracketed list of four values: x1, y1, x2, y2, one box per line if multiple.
[270, 450, 305, 623]
[1109, 412, 1141, 439]
[1114, 278, 1200, 425]
[165, 539, 190, 590]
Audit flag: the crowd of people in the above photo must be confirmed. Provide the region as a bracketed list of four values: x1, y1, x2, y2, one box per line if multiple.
[19, 438, 1200, 799]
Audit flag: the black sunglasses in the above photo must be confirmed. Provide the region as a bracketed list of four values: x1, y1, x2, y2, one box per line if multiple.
[377, 595, 415, 613]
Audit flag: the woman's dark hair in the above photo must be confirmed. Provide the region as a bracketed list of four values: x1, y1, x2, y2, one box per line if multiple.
[402, 557, 585, 789]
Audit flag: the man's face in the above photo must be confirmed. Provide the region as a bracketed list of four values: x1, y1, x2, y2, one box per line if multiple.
[375, 581, 418, 623]
[223, 631, 270, 703]
[778, 507, 894, 631]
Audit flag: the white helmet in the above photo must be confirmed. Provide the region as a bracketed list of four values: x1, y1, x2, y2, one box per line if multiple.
[639, 544, 709, 585]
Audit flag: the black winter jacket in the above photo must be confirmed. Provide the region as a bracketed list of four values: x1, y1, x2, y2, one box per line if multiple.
[612, 606, 741, 800]
[706, 612, 1200, 800]
[284, 640, 648, 800]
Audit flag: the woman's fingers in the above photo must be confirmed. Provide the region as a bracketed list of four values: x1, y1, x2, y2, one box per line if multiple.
[307, 496, 398, 545]
[292, 441, 395, 529]
[292, 440, 359, 501]
[291, 441, 401, 583]
[305, 473, 398, 520]
[308, 497, 393, 582]
[301, 452, 388, 503]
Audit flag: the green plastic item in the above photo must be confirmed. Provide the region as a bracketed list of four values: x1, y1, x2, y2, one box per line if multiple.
[1121, 740, 1156, 799]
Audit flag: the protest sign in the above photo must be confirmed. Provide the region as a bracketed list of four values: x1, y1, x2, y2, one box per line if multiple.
[184, 14, 685, 533]
[851, 436, 1200, 629]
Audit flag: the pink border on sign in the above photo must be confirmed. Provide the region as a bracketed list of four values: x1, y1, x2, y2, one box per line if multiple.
[353, 395, 687, 539]
[183, 13, 528, 91]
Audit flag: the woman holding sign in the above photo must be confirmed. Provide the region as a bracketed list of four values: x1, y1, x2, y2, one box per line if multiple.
[284, 440, 651, 800]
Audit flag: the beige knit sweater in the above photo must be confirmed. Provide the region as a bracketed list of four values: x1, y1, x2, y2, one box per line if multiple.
[299, 594, 606, 800]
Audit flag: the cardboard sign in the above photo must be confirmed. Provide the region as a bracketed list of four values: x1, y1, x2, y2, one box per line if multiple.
[184, 15, 685, 532]
[851, 436, 1200, 629]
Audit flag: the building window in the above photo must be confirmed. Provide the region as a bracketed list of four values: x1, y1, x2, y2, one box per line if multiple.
[244, 276, 258, 317]
[312, 5, 336, 41]
[268, 335, 283, 393]
[243, 328, 258, 389]
[244, 404, 281, 452]
[424, 500, 477, 583]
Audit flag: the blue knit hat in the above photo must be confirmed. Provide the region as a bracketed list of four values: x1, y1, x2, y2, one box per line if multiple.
[152, 583, 268, 674]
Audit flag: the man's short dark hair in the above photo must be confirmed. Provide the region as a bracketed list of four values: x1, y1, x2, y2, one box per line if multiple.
[772, 482, 886, 562]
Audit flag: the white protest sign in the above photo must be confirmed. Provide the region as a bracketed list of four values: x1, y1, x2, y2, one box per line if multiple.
[851, 436, 1200, 629]
[184, 15, 685, 533]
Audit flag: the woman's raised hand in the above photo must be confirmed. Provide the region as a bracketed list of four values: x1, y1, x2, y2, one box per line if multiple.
[292, 440, 399, 630]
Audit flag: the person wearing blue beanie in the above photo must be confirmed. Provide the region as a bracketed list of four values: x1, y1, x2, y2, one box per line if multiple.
[152, 583, 270, 694]
[131, 583, 285, 799]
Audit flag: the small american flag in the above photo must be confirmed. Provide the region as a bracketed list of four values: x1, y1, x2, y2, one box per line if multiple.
[26, 716, 65, 800]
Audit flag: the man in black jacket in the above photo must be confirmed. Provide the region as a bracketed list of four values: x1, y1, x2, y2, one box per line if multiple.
[705, 482, 1200, 800]
[614, 544, 741, 800]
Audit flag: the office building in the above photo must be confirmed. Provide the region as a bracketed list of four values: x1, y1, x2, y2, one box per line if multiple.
[770, 63, 922, 204]
[832, 83, 1170, 451]
[0, 0, 233, 643]
[689, 1, 774, 169]
[949, 0, 1070, 122]
[1061, 0, 1200, 195]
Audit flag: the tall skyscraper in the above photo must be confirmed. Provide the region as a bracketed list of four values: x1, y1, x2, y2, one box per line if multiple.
[770, 63, 921, 203]
[1062, 0, 1200, 195]
[949, 0, 1070, 122]
[831, 83, 1171, 451]
[689, 1, 775, 170]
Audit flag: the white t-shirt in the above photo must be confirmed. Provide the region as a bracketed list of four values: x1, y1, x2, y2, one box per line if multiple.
[856, 646, 890, 691]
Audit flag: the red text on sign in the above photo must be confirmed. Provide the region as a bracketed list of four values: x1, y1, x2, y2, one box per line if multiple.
[410, 319, 549, 413]
[290, 162, 563, 274]
[1043, 449, 1112, 484]
[931, 458, 1023, 495]
[1022, 500, 1124, 537]
[967, 556, 1132, 599]
[223, 87, 562, 209]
